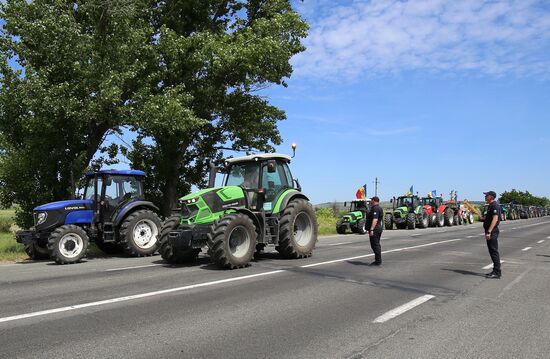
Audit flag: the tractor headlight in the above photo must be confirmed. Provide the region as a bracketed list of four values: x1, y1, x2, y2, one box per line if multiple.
[36, 212, 48, 225]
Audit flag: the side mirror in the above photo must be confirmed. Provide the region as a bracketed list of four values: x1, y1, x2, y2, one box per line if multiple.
[267, 160, 277, 173]
[344, 202, 347, 207]
[390, 199, 393, 203]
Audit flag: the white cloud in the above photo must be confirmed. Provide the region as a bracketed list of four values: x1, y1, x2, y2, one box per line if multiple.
[292, 0, 550, 79]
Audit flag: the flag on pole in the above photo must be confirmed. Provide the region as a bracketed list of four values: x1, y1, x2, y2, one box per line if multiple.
[356, 184, 367, 199]
[406, 185, 414, 196]
[431, 190, 437, 198]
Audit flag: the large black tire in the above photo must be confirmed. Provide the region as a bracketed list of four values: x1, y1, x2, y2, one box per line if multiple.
[468, 213, 474, 224]
[47, 225, 89, 264]
[119, 209, 162, 257]
[436, 212, 444, 227]
[428, 213, 437, 227]
[277, 199, 318, 259]
[94, 241, 124, 255]
[207, 213, 257, 269]
[384, 213, 393, 230]
[444, 208, 454, 226]
[158, 215, 200, 264]
[24, 242, 50, 260]
[357, 219, 367, 235]
[454, 214, 460, 226]
[336, 220, 346, 234]
[406, 212, 416, 230]
[418, 210, 429, 229]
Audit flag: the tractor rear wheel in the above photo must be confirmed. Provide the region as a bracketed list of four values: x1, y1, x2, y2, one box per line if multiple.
[454, 214, 460, 225]
[406, 213, 416, 230]
[418, 210, 429, 229]
[336, 220, 346, 234]
[436, 212, 444, 227]
[277, 199, 318, 259]
[119, 210, 162, 256]
[444, 208, 454, 226]
[158, 215, 200, 264]
[428, 213, 437, 227]
[47, 225, 89, 264]
[357, 219, 367, 234]
[384, 213, 393, 230]
[208, 213, 257, 269]
[24, 242, 50, 260]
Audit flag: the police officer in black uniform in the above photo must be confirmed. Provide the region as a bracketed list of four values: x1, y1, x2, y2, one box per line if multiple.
[367, 196, 384, 266]
[483, 191, 501, 279]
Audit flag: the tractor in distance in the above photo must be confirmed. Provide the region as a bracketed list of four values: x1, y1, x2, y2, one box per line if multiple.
[15, 170, 162, 264]
[336, 199, 371, 234]
[158, 149, 318, 269]
[420, 195, 445, 227]
[384, 195, 429, 230]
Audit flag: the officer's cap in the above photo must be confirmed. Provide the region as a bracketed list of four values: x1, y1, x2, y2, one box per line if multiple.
[483, 191, 497, 198]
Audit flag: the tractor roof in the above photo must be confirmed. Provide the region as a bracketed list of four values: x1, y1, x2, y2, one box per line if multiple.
[225, 153, 291, 164]
[85, 169, 146, 177]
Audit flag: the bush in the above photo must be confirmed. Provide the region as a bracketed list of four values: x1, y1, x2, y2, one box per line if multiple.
[316, 207, 339, 236]
[0, 218, 12, 233]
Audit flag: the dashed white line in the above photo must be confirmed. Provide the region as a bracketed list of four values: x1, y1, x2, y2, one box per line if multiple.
[466, 236, 475, 238]
[0, 237, 465, 324]
[512, 227, 517, 230]
[373, 295, 435, 323]
[483, 260, 504, 270]
[522, 247, 532, 252]
[538, 240, 545, 244]
[411, 234, 422, 237]
[547, 236, 550, 239]
[327, 242, 352, 246]
[105, 264, 163, 272]
[381, 237, 388, 240]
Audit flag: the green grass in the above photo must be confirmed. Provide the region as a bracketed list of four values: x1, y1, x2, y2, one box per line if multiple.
[316, 208, 339, 236]
[0, 232, 26, 261]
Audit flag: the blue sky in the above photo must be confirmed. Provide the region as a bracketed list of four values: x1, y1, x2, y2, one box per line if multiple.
[267, 0, 550, 204]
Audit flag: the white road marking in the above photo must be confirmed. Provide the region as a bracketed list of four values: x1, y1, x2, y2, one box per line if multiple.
[512, 227, 517, 229]
[0, 237, 466, 324]
[538, 240, 545, 244]
[522, 247, 532, 251]
[373, 295, 435, 323]
[105, 264, 163, 272]
[327, 242, 352, 246]
[411, 234, 421, 237]
[499, 268, 531, 298]
[437, 230, 446, 233]
[381, 237, 388, 240]
[482, 260, 503, 270]
[467, 236, 474, 238]
[547, 236, 550, 239]
[478, 234, 485, 236]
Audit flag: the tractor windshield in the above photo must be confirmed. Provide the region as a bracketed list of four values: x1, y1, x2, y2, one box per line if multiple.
[225, 162, 260, 189]
[421, 198, 439, 207]
[83, 177, 102, 200]
[351, 201, 369, 212]
[397, 197, 412, 207]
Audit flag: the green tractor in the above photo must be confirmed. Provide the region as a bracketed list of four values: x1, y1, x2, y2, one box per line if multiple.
[158, 152, 318, 269]
[335, 199, 371, 235]
[384, 195, 429, 230]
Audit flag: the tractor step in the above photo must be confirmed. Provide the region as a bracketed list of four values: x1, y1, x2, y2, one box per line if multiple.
[264, 216, 279, 244]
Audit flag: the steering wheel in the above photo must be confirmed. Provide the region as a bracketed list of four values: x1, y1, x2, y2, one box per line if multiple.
[265, 188, 277, 201]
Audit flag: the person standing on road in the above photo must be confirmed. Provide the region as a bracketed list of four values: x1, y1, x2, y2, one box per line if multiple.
[484, 191, 501, 279]
[367, 196, 384, 266]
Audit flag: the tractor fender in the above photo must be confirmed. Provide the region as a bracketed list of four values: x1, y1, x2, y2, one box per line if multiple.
[274, 191, 310, 215]
[113, 201, 160, 226]
[225, 207, 263, 237]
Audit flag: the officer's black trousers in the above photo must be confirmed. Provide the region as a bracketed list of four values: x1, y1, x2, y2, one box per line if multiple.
[486, 229, 501, 274]
[369, 228, 382, 264]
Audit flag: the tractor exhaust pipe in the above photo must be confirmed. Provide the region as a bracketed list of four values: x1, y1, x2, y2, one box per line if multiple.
[208, 160, 217, 188]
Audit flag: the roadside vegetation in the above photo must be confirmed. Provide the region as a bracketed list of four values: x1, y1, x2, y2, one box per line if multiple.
[0, 208, 26, 261]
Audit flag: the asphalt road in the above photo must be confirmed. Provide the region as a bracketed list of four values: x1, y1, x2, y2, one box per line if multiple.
[1, 217, 550, 359]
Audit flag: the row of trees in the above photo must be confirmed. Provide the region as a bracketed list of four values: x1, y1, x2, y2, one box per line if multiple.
[0, 0, 308, 227]
[499, 190, 549, 207]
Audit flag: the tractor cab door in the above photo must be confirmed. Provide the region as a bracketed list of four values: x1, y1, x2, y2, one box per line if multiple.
[101, 175, 143, 222]
[260, 160, 291, 213]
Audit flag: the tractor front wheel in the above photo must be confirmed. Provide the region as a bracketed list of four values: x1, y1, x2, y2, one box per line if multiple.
[47, 225, 89, 264]
[418, 210, 429, 229]
[428, 213, 437, 227]
[208, 213, 257, 269]
[119, 210, 162, 256]
[444, 208, 454, 226]
[384, 213, 393, 230]
[336, 220, 346, 235]
[436, 212, 445, 227]
[158, 215, 200, 264]
[406, 213, 416, 230]
[277, 199, 318, 259]
[357, 219, 367, 234]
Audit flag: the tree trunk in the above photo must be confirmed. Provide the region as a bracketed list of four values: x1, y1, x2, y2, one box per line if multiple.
[159, 138, 188, 217]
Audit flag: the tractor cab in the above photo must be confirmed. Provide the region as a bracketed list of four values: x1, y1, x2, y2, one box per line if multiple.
[224, 154, 297, 213]
[421, 196, 442, 209]
[395, 195, 420, 213]
[348, 199, 370, 214]
[83, 170, 146, 223]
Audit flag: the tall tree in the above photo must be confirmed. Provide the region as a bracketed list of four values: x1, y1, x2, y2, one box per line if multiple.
[128, 0, 308, 215]
[0, 0, 155, 226]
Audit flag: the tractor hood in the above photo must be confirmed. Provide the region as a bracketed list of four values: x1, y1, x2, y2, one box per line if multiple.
[343, 211, 363, 222]
[179, 186, 247, 225]
[34, 200, 93, 211]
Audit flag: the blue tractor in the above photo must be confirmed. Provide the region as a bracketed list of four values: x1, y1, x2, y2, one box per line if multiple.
[15, 170, 162, 264]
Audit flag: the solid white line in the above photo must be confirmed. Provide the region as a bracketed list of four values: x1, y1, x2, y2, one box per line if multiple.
[300, 238, 464, 268]
[0, 270, 285, 324]
[0, 237, 466, 324]
[538, 240, 545, 244]
[482, 260, 503, 270]
[512, 228, 517, 230]
[105, 264, 163, 272]
[522, 247, 532, 251]
[373, 295, 435, 323]
[466, 236, 474, 238]
[327, 242, 352, 246]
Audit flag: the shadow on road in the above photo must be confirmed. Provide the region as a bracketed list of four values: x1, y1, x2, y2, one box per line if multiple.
[441, 268, 487, 277]
[346, 260, 372, 267]
[536, 254, 550, 258]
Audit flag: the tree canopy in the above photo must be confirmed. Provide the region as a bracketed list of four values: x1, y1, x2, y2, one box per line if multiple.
[499, 189, 549, 207]
[0, 0, 308, 225]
